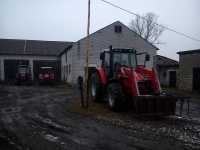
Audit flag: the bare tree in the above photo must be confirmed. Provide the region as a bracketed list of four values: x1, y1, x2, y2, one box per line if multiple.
[129, 12, 165, 44]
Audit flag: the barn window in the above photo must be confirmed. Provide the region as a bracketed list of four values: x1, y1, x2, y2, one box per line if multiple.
[114, 25, 122, 33]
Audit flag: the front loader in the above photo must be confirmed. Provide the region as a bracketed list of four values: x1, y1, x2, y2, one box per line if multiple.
[89, 46, 177, 116]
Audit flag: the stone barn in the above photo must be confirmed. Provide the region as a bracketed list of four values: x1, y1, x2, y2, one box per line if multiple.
[177, 49, 200, 91]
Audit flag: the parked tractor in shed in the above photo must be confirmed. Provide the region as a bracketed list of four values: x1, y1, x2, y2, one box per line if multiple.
[89, 46, 177, 115]
[15, 65, 32, 85]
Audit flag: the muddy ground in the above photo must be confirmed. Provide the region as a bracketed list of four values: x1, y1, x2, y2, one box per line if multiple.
[0, 85, 199, 150]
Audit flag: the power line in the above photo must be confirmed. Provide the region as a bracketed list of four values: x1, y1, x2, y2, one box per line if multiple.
[99, 0, 200, 42]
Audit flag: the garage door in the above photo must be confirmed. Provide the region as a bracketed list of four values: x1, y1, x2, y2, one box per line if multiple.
[33, 60, 61, 81]
[169, 71, 177, 88]
[4, 60, 29, 81]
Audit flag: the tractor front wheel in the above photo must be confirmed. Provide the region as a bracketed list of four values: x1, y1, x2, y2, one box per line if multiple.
[107, 83, 126, 111]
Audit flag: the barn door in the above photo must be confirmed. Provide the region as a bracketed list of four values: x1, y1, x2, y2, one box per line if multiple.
[169, 71, 176, 88]
[193, 68, 200, 91]
[4, 60, 29, 82]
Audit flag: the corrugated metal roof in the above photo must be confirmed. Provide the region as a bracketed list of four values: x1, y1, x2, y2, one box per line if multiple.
[177, 49, 200, 55]
[0, 39, 73, 56]
[154, 55, 178, 67]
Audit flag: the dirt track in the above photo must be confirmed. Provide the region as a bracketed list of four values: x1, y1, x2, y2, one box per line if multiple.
[0, 85, 199, 150]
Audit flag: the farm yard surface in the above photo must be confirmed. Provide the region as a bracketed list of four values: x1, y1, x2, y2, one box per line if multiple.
[0, 84, 200, 150]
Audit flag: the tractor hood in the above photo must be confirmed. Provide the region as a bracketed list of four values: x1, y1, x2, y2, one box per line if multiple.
[119, 66, 161, 95]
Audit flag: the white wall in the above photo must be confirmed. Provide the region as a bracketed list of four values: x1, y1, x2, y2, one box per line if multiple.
[69, 22, 157, 83]
[61, 49, 73, 83]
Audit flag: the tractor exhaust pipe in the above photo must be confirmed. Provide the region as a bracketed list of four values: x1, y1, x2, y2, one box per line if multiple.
[109, 45, 112, 51]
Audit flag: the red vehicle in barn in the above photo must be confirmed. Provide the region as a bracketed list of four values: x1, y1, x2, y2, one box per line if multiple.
[38, 66, 55, 84]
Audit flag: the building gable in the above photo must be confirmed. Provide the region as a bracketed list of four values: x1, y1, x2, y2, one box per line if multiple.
[76, 21, 159, 51]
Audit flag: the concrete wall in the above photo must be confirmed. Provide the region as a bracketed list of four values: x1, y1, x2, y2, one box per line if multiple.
[0, 55, 58, 81]
[179, 53, 200, 91]
[63, 22, 157, 84]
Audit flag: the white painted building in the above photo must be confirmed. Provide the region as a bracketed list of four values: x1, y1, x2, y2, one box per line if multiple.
[61, 21, 159, 84]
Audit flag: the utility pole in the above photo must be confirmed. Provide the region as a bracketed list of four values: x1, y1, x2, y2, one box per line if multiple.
[84, 0, 91, 108]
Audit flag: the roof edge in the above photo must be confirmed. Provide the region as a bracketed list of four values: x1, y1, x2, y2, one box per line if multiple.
[58, 45, 73, 56]
[0, 53, 59, 57]
[0, 38, 73, 43]
[177, 49, 200, 55]
[156, 54, 178, 63]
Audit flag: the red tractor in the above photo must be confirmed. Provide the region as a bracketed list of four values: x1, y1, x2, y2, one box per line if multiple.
[89, 46, 177, 115]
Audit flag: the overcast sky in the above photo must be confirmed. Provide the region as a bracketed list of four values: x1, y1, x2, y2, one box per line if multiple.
[0, 0, 200, 60]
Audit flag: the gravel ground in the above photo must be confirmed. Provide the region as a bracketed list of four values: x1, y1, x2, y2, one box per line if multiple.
[0, 85, 199, 150]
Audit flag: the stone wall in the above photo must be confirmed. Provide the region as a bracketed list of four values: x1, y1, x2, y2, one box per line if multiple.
[179, 53, 200, 91]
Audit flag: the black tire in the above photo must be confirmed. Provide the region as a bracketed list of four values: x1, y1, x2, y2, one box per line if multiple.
[90, 72, 102, 102]
[107, 83, 126, 111]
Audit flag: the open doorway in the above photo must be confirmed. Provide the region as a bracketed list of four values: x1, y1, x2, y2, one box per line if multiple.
[193, 67, 200, 91]
[169, 70, 177, 88]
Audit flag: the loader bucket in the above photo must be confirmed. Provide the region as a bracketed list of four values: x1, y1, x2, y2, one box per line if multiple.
[132, 96, 177, 116]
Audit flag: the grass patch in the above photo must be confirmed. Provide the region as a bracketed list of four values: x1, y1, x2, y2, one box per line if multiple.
[69, 98, 112, 116]
[67, 96, 133, 122]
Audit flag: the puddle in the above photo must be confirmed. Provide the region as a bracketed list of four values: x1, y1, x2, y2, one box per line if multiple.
[44, 134, 59, 143]
[1, 107, 22, 114]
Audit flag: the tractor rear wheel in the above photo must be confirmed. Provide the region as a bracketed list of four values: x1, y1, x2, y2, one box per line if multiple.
[90, 72, 102, 102]
[107, 83, 126, 111]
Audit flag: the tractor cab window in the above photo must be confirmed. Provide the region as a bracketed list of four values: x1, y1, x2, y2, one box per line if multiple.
[130, 54, 137, 68]
[113, 53, 121, 66]
[113, 53, 121, 72]
[121, 53, 129, 66]
[104, 52, 110, 76]
[104, 53, 110, 67]
[113, 52, 136, 70]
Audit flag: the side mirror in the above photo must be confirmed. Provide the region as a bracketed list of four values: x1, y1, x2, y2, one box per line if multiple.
[145, 54, 150, 61]
[100, 52, 105, 60]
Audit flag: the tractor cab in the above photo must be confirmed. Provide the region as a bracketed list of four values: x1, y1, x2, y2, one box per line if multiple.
[100, 47, 150, 78]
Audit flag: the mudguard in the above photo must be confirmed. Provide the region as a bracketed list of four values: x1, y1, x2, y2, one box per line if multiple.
[96, 67, 107, 86]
